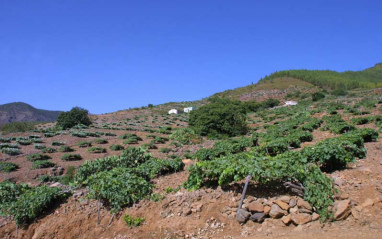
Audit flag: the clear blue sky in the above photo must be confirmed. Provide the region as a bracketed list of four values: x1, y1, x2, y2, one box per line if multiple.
[1, 1, 381, 114]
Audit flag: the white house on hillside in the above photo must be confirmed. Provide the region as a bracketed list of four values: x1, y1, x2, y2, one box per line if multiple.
[168, 109, 178, 114]
[284, 101, 298, 106]
[184, 107, 196, 113]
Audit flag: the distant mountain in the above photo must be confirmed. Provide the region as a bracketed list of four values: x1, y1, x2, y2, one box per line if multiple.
[0, 102, 62, 126]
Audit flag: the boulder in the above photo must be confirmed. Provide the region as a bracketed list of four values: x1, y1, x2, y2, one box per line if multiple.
[312, 212, 320, 221]
[269, 204, 287, 219]
[291, 213, 312, 225]
[281, 214, 292, 225]
[289, 198, 297, 208]
[333, 200, 351, 221]
[236, 209, 251, 223]
[297, 199, 312, 211]
[250, 212, 266, 223]
[248, 201, 264, 213]
[264, 205, 271, 215]
[274, 200, 290, 211]
[279, 196, 291, 203]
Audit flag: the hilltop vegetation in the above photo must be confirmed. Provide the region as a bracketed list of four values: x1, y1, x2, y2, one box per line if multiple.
[260, 63, 382, 90]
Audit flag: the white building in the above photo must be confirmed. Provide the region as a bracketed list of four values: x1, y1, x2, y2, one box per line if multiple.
[184, 107, 196, 113]
[284, 101, 298, 106]
[168, 109, 178, 114]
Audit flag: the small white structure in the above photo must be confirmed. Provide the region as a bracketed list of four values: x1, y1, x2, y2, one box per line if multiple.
[168, 109, 178, 114]
[284, 101, 298, 106]
[184, 107, 196, 113]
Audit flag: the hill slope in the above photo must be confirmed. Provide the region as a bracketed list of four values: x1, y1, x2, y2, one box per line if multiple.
[0, 102, 62, 126]
[211, 63, 382, 102]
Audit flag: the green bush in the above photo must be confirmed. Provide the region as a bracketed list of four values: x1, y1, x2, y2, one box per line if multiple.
[27, 153, 51, 161]
[77, 141, 92, 148]
[58, 146, 74, 152]
[52, 141, 65, 146]
[1, 122, 36, 134]
[42, 147, 57, 153]
[0, 162, 18, 172]
[312, 92, 325, 101]
[123, 214, 145, 227]
[32, 160, 56, 169]
[1, 148, 21, 155]
[17, 139, 32, 145]
[56, 107, 92, 130]
[34, 144, 46, 150]
[94, 138, 108, 144]
[110, 144, 124, 151]
[87, 147, 106, 153]
[159, 148, 172, 153]
[189, 98, 248, 138]
[61, 154, 82, 161]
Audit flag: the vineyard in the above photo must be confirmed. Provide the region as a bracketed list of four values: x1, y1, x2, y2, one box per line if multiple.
[1, 89, 382, 238]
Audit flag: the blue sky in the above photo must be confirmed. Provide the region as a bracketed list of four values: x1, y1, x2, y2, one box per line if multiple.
[0, 0, 381, 114]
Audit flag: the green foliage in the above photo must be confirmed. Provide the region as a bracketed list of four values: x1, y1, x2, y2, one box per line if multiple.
[1, 122, 36, 134]
[56, 107, 92, 130]
[61, 166, 76, 185]
[110, 144, 124, 151]
[17, 139, 32, 145]
[159, 147, 172, 153]
[1, 147, 21, 155]
[259, 64, 382, 90]
[52, 141, 65, 146]
[322, 115, 356, 134]
[61, 154, 82, 161]
[123, 214, 145, 227]
[312, 92, 325, 101]
[87, 147, 106, 153]
[34, 144, 46, 150]
[42, 147, 57, 153]
[27, 153, 51, 161]
[169, 128, 202, 145]
[58, 146, 74, 152]
[77, 141, 92, 148]
[94, 139, 108, 144]
[0, 162, 18, 172]
[32, 160, 56, 169]
[4, 185, 70, 226]
[189, 98, 248, 139]
[87, 167, 153, 212]
[0, 143, 19, 149]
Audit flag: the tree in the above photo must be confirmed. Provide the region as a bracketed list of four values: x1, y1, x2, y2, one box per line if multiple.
[56, 107, 92, 130]
[312, 92, 325, 101]
[189, 99, 248, 139]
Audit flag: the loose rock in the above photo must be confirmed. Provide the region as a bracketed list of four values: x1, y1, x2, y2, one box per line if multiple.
[236, 209, 251, 223]
[269, 204, 287, 219]
[333, 200, 351, 221]
[250, 212, 266, 223]
[291, 213, 312, 225]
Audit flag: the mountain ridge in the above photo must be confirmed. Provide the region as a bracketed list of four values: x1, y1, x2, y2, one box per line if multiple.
[0, 102, 62, 126]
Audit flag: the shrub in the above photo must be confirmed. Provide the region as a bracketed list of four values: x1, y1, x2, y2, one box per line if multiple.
[0, 162, 18, 172]
[77, 141, 92, 148]
[56, 107, 92, 130]
[189, 98, 248, 138]
[17, 139, 32, 145]
[1, 122, 36, 134]
[58, 146, 74, 152]
[52, 141, 65, 146]
[123, 214, 145, 227]
[27, 153, 51, 161]
[312, 92, 325, 101]
[159, 148, 172, 153]
[34, 144, 46, 150]
[32, 160, 56, 169]
[42, 147, 57, 153]
[87, 147, 106, 153]
[94, 139, 108, 144]
[105, 132, 116, 136]
[169, 128, 202, 145]
[61, 154, 82, 161]
[0, 143, 19, 149]
[1, 148, 21, 155]
[110, 144, 124, 151]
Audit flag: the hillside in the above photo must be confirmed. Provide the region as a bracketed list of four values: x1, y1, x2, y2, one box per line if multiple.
[0, 102, 62, 126]
[211, 63, 382, 102]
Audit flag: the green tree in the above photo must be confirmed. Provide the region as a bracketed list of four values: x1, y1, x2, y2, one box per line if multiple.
[56, 107, 92, 130]
[189, 99, 248, 139]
